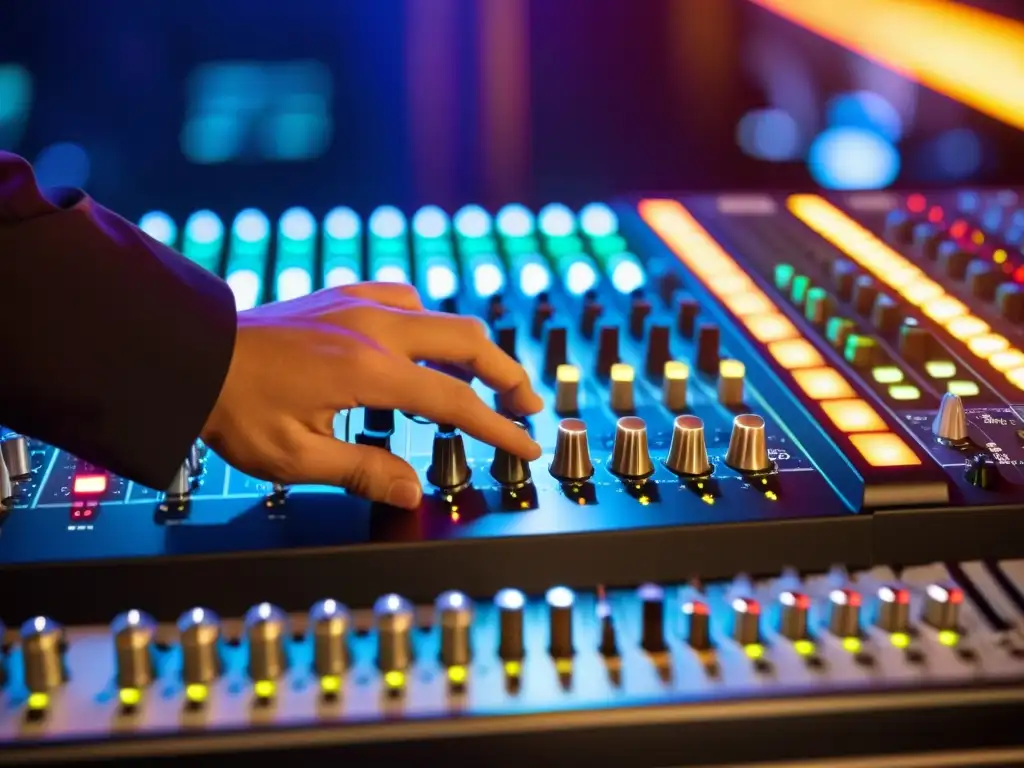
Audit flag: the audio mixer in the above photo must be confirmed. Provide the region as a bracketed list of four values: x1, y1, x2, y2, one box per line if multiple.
[1, 191, 1023, 762]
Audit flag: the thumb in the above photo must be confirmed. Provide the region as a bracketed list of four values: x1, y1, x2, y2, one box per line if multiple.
[298, 436, 423, 510]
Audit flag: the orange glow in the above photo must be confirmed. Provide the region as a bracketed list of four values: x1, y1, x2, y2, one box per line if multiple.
[745, 313, 800, 344]
[749, 0, 1024, 132]
[792, 367, 857, 401]
[724, 291, 775, 317]
[768, 338, 825, 370]
[821, 399, 888, 434]
[849, 433, 922, 468]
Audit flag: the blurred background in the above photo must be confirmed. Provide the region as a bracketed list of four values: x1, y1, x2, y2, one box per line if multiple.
[1, 0, 1023, 219]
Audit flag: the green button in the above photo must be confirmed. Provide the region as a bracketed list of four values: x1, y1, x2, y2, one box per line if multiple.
[774, 263, 795, 292]
[790, 275, 812, 306]
[844, 334, 877, 366]
[889, 384, 921, 401]
[872, 366, 904, 384]
[925, 360, 957, 379]
[947, 380, 980, 397]
[804, 287, 832, 324]
[826, 317, 855, 349]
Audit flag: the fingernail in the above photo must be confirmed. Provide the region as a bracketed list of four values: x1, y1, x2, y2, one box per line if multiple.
[386, 480, 423, 510]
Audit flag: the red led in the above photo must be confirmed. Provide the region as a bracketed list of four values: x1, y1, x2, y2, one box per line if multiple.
[950, 219, 968, 239]
[895, 589, 910, 605]
[927, 205, 943, 223]
[73, 474, 108, 495]
[70, 506, 95, 520]
[734, 597, 760, 615]
[949, 588, 964, 604]
[1015, 265, 1024, 283]
[906, 194, 926, 213]
[683, 600, 709, 616]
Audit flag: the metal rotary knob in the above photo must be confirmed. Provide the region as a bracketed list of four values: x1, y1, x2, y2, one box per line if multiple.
[827, 588, 862, 638]
[166, 461, 192, 502]
[608, 416, 654, 479]
[436, 590, 473, 667]
[874, 585, 911, 634]
[550, 418, 594, 482]
[112, 610, 157, 689]
[244, 603, 289, 681]
[310, 599, 350, 678]
[20, 616, 65, 693]
[495, 588, 526, 661]
[932, 393, 969, 443]
[664, 415, 711, 477]
[0, 433, 31, 479]
[724, 414, 772, 473]
[490, 422, 532, 487]
[427, 426, 471, 490]
[923, 583, 963, 631]
[374, 593, 414, 671]
[178, 607, 222, 685]
[777, 591, 810, 641]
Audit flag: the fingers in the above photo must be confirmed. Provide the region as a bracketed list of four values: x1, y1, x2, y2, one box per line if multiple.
[292, 435, 424, 510]
[390, 312, 544, 415]
[337, 282, 424, 311]
[366, 360, 542, 460]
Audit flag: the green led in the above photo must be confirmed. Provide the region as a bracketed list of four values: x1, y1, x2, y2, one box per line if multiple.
[274, 207, 317, 301]
[590, 234, 628, 257]
[790, 275, 812, 306]
[948, 380, 980, 397]
[460, 236, 500, 256]
[889, 384, 921, 401]
[872, 366, 904, 384]
[804, 287, 831, 324]
[321, 207, 363, 287]
[843, 334, 877, 366]
[774, 263, 795, 292]
[925, 360, 957, 379]
[826, 317, 855, 349]
[183, 210, 225, 272]
[503, 236, 541, 255]
[546, 235, 585, 257]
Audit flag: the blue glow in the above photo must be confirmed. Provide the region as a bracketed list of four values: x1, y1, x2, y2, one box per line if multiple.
[226, 269, 261, 310]
[425, 264, 458, 300]
[473, 263, 505, 297]
[324, 207, 361, 240]
[279, 207, 316, 241]
[369, 206, 407, 239]
[374, 264, 408, 283]
[412, 206, 450, 239]
[454, 205, 492, 239]
[934, 129, 982, 179]
[565, 260, 597, 295]
[325, 266, 359, 287]
[33, 142, 91, 189]
[185, 210, 224, 244]
[958, 191, 980, 213]
[579, 203, 618, 238]
[826, 91, 903, 142]
[496, 204, 535, 238]
[233, 209, 270, 243]
[808, 128, 900, 191]
[736, 108, 802, 162]
[610, 256, 646, 294]
[518, 261, 551, 297]
[277, 267, 313, 301]
[0, 64, 32, 148]
[538, 204, 576, 237]
[138, 212, 177, 246]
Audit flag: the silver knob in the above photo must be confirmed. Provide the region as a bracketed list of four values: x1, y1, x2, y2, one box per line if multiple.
[827, 588, 862, 637]
[112, 610, 157, 689]
[178, 607, 222, 685]
[187, 442, 204, 475]
[724, 414, 772, 473]
[0, 434, 31, 478]
[427, 427, 471, 490]
[932, 392, 969, 443]
[436, 590, 473, 667]
[166, 461, 191, 502]
[244, 603, 289, 681]
[664, 415, 711, 477]
[310, 599, 350, 677]
[550, 418, 594, 481]
[0, 451, 11, 507]
[923, 583, 963, 631]
[875, 585, 911, 634]
[374, 594, 414, 671]
[608, 416, 654, 479]
[20, 616, 64, 692]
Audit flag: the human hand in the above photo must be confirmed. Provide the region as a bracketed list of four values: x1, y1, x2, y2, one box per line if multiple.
[200, 282, 543, 509]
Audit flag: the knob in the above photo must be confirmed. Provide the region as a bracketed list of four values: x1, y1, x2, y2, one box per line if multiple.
[871, 293, 901, 334]
[550, 418, 594, 481]
[681, 599, 712, 650]
[923, 583, 963, 631]
[662, 361, 689, 412]
[186, 441, 203, 476]
[676, 295, 699, 338]
[937, 241, 971, 280]
[933, 393, 969, 443]
[777, 590, 810, 641]
[884, 209, 914, 244]
[490, 422, 533, 487]
[437, 590, 473, 667]
[639, 583, 666, 653]
[244, 603, 288, 681]
[731, 597, 761, 646]
[20, 617, 64, 692]
[609, 363, 635, 412]
[166, 461, 191, 502]
[644, 325, 671, 378]
[874, 585, 911, 634]
[581, 292, 603, 338]
[996, 283, 1024, 323]
[804, 287, 833, 326]
[177, 607, 221, 685]
[913, 222, 942, 259]
[546, 586, 575, 658]
[364, 408, 396, 435]
[664, 415, 711, 477]
[724, 414, 772, 473]
[554, 364, 580, 415]
[966, 259, 1003, 301]
[530, 293, 554, 339]
[831, 259, 857, 301]
[596, 325, 620, 377]
[0, 434, 31, 478]
[542, 326, 568, 379]
[112, 610, 157, 689]
[0, 452, 11, 506]
[898, 321, 932, 363]
[374, 594, 414, 671]
[608, 416, 654, 479]
[629, 292, 652, 339]
[696, 324, 720, 374]
[310, 599, 350, 678]
[597, 600, 618, 657]
[427, 426, 471, 490]
[827, 588, 862, 637]
[965, 452, 1000, 489]
[495, 588, 526, 661]
[852, 276, 878, 315]
[717, 359, 745, 407]
[496, 325, 517, 360]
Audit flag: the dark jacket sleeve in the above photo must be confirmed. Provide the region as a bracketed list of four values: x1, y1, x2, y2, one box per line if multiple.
[0, 151, 237, 490]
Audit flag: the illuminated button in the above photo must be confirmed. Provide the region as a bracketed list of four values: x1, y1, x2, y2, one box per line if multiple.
[662, 360, 689, 411]
[609, 363, 635, 412]
[826, 317, 855, 351]
[843, 335, 877, 366]
[73, 473, 107, 496]
[947, 380, 980, 397]
[792, 367, 856, 401]
[946, 315, 989, 341]
[925, 360, 957, 379]
[827, 588, 862, 637]
[730, 597, 761, 646]
[990, 349, 1024, 372]
[554, 364, 580, 415]
[875, 585, 911, 634]
[872, 366, 904, 384]
[745, 313, 798, 344]
[923, 296, 967, 323]
[923, 583, 963, 632]
[820, 399, 887, 433]
[768, 338, 824, 370]
[967, 334, 1009, 357]
[849, 433, 921, 467]
[774, 263, 795, 292]
[723, 291, 774, 317]
[717, 359, 745, 407]
[790, 275, 812, 307]
[888, 384, 921, 401]
[804, 287, 833, 325]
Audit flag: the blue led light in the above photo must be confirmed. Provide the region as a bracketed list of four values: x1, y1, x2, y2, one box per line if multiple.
[324, 207, 361, 240]
[138, 211, 177, 246]
[579, 203, 618, 238]
[425, 264, 458, 300]
[368, 206, 407, 240]
[808, 127, 900, 191]
[233, 209, 270, 243]
[276, 267, 313, 301]
[518, 261, 551, 297]
[538, 203, 576, 237]
[610, 256, 645, 294]
[374, 264, 408, 283]
[185, 210, 224, 244]
[473, 263, 505, 297]
[226, 269, 262, 310]
[565, 260, 597, 295]
[325, 266, 359, 287]
[279, 207, 316, 241]
[412, 206, 450, 239]
[454, 205, 492, 239]
[496, 204, 535, 238]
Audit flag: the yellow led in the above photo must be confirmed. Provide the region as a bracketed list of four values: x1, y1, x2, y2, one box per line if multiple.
[923, 296, 968, 322]
[320, 675, 342, 694]
[384, 670, 406, 689]
[946, 315, 990, 340]
[719, 359, 745, 379]
[664, 360, 690, 380]
[447, 666, 468, 685]
[503, 660, 522, 677]
[820, 398, 888, 433]
[556, 364, 580, 383]
[708, 272, 755, 295]
[849, 432, 921, 467]
[119, 688, 142, 707]
[972, 230, 985, 245]
[610, 363, 635, 382]
[744, 644, 764, 659]
[1008, 367, 1024, 389]
[768, 338, 825, 370]
[842, 637, 862, 653]
[792, 366, 857, 400]
[994, 249, 1008, 264]
[989, 350, 1024, 372]
[724, 291, 775, 317]
[947, 380, 980, 397]
[938, 630, 959, 647]
[925, 360, 956, 379]
[793, 640, 815, 656]
[254, 680, 276, 699]
[890, 632, 910, 649]
[745, 312, 799, 343]
[967, 333, 1009, 358]
[185, 684, 209, 703]
[555, 658, 573, 674]
[26, 693, 49, 711]
[901, 279, 944, 306]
